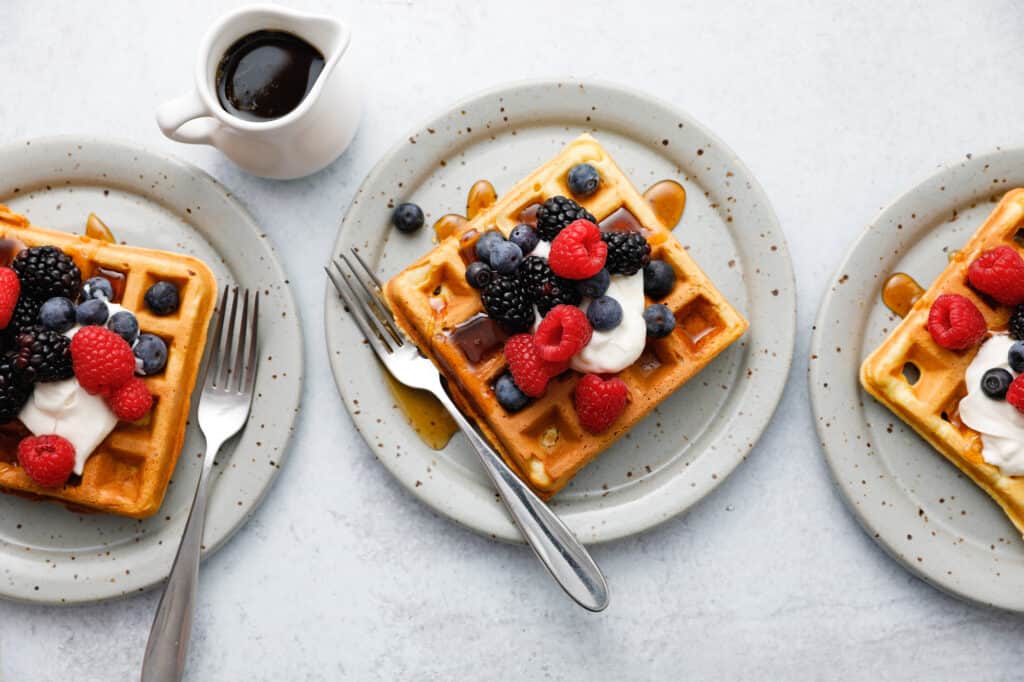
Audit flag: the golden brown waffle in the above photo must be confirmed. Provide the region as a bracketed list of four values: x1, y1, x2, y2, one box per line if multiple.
[861, 189, 1024, 533]
[384, 134, 748, 498]
[0, 205, 217, 518]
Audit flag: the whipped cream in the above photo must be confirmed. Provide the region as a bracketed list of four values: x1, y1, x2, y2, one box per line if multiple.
[18, 300, 128, 474]
[959, 333, 1024, 476]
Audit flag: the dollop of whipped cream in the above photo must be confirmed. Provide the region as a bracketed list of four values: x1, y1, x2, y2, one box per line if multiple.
[18, 300, 127, 474]
[528, 238, 646, 374]
[959, 333, 1024, 476]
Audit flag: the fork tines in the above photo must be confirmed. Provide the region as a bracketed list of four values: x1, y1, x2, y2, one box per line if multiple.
[325, 249, 404, 353]
[204, 286, 259, 394]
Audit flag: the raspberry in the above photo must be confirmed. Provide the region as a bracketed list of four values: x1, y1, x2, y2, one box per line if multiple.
[548, 220, 607, 280]
[502, 334, 568, 398]
[69, 325, 136, 396]
[0, 268, 20, 329]
[106, 377, 153, 421]
[573, 374, 629, 433]
[534, 305, 593, 362]
[967, 246, 1024, 305]
[17, 434, 75, 488]
[926, 294, 987, 350]
[1008, 375, 1024, 414]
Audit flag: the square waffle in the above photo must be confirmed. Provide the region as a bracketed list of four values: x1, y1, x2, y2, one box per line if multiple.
[860, 188, 1024, 533]
[0, 204, 217, 518]
[384, 134, 748, 498]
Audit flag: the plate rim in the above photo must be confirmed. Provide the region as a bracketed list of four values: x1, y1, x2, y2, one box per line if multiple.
[809, 145, 1024, 611]
[0, 134, 303, 604]
[326, 77, 796, 543]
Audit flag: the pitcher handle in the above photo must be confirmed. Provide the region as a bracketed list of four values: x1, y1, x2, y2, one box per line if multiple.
[156, 90, 216, 145]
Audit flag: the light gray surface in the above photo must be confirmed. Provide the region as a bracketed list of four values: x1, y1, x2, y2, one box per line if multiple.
[1, 0, 1022, 680]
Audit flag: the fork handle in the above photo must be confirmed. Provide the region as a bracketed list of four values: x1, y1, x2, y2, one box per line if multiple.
[432, 390, 609, 611]
[141, 441, 222, 682]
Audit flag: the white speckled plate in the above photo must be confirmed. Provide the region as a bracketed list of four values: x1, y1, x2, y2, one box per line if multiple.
[811, 148, 1024, 611]
[0, 137, 302, 604]
[326, 80, 794, 543]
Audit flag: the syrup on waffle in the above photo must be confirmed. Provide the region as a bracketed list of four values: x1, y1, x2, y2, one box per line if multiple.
[0, 205, 217, 518]
[384, 134, 748, 498]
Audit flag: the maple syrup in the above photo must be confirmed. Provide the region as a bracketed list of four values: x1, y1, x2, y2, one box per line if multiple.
[0, 238, 26, 267]
[599, 207, 645, 233]
[643, 179, 686, 229]
[466, 180, 497, 219]
[384, 373, 456, 450]
[434, 214, 468, 241]
[95, 266, 127, 302]
[85, 213, 115, 242]
[517, 203, 541, 227]
[882, 273, 924, 318]
[449, 314, 505, 363]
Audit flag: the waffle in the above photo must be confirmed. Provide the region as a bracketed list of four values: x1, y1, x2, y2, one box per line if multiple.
[384, 134, 748, 498]
[0, 205, 217, 518]
[860, 189, 1024, 533]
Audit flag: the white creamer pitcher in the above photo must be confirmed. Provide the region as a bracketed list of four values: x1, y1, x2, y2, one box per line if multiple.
[156, 5, 361, 180]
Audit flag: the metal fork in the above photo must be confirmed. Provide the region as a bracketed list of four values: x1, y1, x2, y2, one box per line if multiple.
[142, 287, 260, 682]
[327, 250, 609, 612]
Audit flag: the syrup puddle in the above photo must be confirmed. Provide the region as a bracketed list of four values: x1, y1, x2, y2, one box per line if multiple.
[882, 273, 924, 318]
[384, 373, 457, 450]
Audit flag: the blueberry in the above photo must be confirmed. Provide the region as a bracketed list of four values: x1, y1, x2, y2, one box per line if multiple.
[108, 311, 139, 344]
[488, 241, 523, 275]
[643, 260, 676, 300]
[144, 281, 180, 315]
[982, 367, 1014, 400]
[587, 296, 622, 331]
[577, 269, 610, 298]
[391, 202, 425, 233]
[567, 163, 601, 197]
[465, 261, 494, 289]
[643, 303, 676, 338]
[475, 231, 505, 261]
[134, 333, 167, 375]
[76, 298, 109, 326]
[81, 276, 114, 301]
[1009, 342, 1024, 373]
[494, 373, 529, 413]
[38, 297, 76, 333]
[509, 224, 539, 255]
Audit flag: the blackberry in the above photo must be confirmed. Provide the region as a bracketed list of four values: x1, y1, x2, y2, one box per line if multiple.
[13, 325, 73, 383]
[13, 246, 81, 300]
[480, 277, 533, 333]
[1012, 305, 1024, 340]
[0, 352, 29, 423]
[535, 196, 596, 241]
[603, 231, 651, 275]
[535, 278, 582, 317]
[516, 256, 581, 315]
[4, 296, 42, 341]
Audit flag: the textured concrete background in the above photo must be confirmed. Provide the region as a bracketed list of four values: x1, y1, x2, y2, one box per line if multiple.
[1, 1, 1023, 680]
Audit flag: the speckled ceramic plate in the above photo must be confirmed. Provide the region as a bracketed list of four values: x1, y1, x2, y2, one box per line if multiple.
[326, 80, 794, 543]
[811, 148, 1024, 611]
[0, 136, 302, 604]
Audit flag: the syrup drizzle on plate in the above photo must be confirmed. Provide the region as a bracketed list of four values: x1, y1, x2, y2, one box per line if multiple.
[882, 272, 924, 318]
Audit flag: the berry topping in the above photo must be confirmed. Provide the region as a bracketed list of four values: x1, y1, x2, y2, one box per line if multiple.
[603, 231, 651, 276]
[643, 260, 675, 300]
[17, 434, 75, 488]
[535, 305, 593, 362]
[392, 202, 425, 233]
[1007, 374, 1024, 414]
[14, 326, 73, 383]
[515, 256, 582, 315]
[502, 333, 567, 398]
[108, 311, 139, 345]
[982, 367, 1013, 399]
[465, 261, 494, 290]
[643, 303, 676, 338]
[488, 240, 523, 275]
[76, 298, 109, 326]
[574, 374, 628, 434]
[0, 352, 30, 423]
[576, 269, 610, 299]
[134, 334, 168, 376]
[1010, 341, 1024, 373]
[4, 296, 41, 340]
[106, 376, 153, 422]
[567, 163, 601, 197]
[81, 276, 114, 301]
[1011, 305, 1024, 340]
[494, 372, 530, 413]
[535, 196, 596, 242]
[509, 224, 539, 255]
[39, 297, 76, 333]
[144, 281, 180, 316]
[475, 231, 505, 262]
[13, 246, 81, 300]
[926, 294, 986, 350]
[968, 246, 1024, 305]
[587, 296, 622, 331]
[70, 325, 136, 395]
[481, 277, 533, 334]
[0, 268, 19, 329]
[548, 220, 607, 280]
